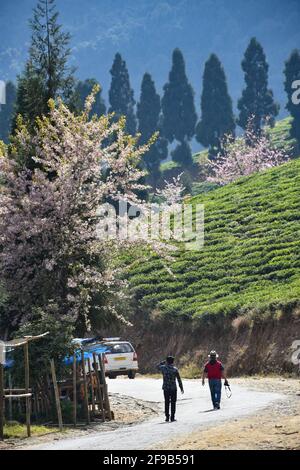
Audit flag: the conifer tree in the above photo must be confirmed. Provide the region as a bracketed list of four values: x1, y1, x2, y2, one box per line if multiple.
[162, 48, 197, 166]
[171, 140, 192, 166]
[108, 53, 136, 135]
[14, 0, 75, 128]
[137, 73, 167, 184]
[237, 37, 279, 133]
[196, 54, 235, 158]
[74, 79, 106, 117]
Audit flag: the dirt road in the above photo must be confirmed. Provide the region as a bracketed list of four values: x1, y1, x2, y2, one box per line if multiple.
[20, 377, 283, 450]
[152, 377, 300, 450]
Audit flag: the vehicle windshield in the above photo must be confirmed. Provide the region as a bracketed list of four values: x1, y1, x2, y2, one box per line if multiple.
[104, 343, 134, 354]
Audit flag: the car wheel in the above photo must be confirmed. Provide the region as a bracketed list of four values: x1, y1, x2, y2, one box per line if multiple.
[128, 371, 136, 379]
[108, 373, 117, 379]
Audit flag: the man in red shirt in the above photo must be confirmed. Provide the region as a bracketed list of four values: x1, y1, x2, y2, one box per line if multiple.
[202, 350, 229, 409]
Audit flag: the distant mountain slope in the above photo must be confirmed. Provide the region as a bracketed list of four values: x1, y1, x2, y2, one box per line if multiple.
[127, 158, 300, 321]
[0, 0, 300, 117]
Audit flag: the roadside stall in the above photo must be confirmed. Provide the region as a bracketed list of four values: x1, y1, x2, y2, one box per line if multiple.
[0, 333, 112, 441]
[0, 332, 49, 439]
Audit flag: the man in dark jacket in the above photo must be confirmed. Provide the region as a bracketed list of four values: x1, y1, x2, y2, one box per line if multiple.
[157, 355, 184, 422]
[202, 350, 229, 410]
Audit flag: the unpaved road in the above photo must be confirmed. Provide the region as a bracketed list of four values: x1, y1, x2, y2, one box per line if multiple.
[21, 377, 283, 450]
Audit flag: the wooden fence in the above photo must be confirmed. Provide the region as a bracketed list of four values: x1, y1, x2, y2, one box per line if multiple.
[0, 343, 112, 440]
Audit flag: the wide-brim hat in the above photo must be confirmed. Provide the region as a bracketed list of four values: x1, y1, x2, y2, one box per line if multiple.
[166, 355, 175, 362]
[208, 350, 219, 358]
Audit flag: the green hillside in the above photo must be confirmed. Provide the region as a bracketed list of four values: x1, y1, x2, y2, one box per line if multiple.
[266, 117, 297, 155]
[192, 117, 296, 163]
[160, 117, 297, 195]
[127, 158, 300, 322]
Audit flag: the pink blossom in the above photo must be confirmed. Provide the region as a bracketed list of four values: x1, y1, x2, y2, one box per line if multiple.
[208, 118, 289, 185]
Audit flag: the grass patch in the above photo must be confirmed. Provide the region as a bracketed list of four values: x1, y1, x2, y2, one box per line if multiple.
[267, 117, 297, 155]
[192, 149, 209, 164]
[160, 160, 180, 173]
[3, 422, 60, 439]
[179, 363, 201, 379]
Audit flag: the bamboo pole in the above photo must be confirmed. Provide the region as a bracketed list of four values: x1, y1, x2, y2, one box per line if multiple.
[92, 353, 105, 422]
[87, 358, 95, 418]
[44, 373, 52, 419]
[98, 354, 112, 421]
[8, 373, 12, 422]
[36, 386, 41, 418]
[24, 342, 31, 437]
[4, 393, 32, 398]
[33, 391, 39, 423]
[0, 363, 4, 440]
[81, 351, 90, 425]
[50, 359, 63, 431]
[72, 353, 77, 427]
[18, 397, 21, 417]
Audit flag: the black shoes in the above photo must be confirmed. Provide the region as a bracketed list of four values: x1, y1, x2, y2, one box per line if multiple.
[165, 417, 169, 422]
[165, 416, 177, 422]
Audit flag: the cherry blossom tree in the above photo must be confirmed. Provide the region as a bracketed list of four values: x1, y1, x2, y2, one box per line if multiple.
[156, 173, 185, 205]
[0, 88, 155, 335]
[208, 118, 289, 185]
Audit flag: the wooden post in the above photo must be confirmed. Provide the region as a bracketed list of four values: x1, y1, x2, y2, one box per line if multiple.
[87, 358, 95, 419]
[24, 342, 31, 437]
[0, 363, 4, 440]
[33, 392, 38, 423]
[92, 353, 105, 422]
[81, 351, 90, 425]
[50, 359, 63, 431]
[72, 353, 77, 427]
[98, 354, 112, 421]
[8, 373, 13, 422]
[44, 373, 52, 419]
[18, 397, 22, 417]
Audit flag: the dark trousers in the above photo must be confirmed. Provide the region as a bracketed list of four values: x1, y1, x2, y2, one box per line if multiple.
[164, 389, 177, 419]
[209, 379, 222, 407]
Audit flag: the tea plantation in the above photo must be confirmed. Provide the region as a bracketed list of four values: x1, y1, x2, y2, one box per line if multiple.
[127, 158, 300, 321]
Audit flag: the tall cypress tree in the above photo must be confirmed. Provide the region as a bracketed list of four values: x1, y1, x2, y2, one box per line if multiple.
[162, 48, 197, 166]
[284, 49, 300, 155]
[0, 82, 16, 143]
[237, 37, 279, 133]
[196, 54, 235, 158]
[108, 53, 136, 135]
[14, 0, 75, 128]
[137, 73, 167, 184]
[74, 79, 106, 117]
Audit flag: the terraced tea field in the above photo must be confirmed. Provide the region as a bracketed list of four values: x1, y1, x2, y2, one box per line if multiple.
[126, 158, 300, 321]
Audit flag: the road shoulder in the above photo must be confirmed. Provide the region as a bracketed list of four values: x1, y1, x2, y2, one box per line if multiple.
[0, 393, 159, 450]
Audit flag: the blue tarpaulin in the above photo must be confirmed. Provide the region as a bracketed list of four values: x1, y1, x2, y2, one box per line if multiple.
[63, 345, 108, 365]
[4, 358, 14, 369]
[3, 338, 109, 368]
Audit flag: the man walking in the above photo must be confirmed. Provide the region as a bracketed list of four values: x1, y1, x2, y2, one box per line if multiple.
[157, 356, 184, 422]
[202, 350, 229, 410]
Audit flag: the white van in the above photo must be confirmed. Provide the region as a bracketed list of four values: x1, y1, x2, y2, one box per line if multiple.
[84, 339, 139, 379]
